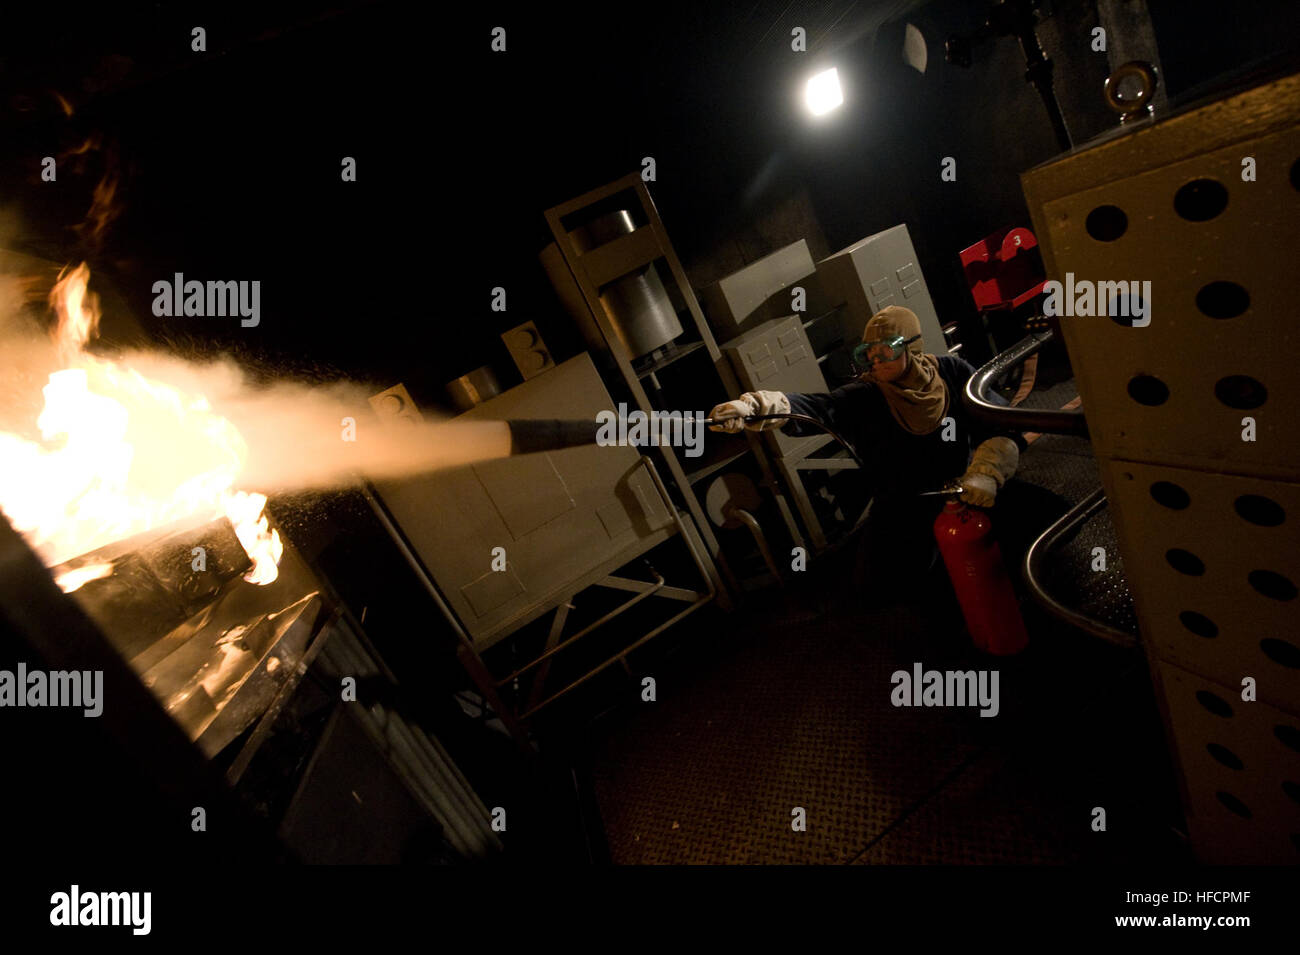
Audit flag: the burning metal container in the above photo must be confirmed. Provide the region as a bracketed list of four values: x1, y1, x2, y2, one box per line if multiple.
[0, 255, 503, 860]
[50, 511, 329, 758]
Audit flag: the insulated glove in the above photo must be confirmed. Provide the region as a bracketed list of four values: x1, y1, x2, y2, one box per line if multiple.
[707, 390, 790, 433]
[958, 436, 1020, 507]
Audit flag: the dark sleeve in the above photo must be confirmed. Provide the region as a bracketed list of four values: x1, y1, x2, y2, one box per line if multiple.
[784, 384, 867, 439]
[946, 357, 1029, 453]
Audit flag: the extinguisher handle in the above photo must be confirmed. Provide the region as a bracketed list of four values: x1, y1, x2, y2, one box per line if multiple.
[917, 483, 965, 497]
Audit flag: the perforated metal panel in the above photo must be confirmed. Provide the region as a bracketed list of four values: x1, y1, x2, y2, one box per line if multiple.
[1104, 461, 1300, 710]
[1157, 662, 1300, 864]
[1022, 71, 1300, 864]
[1034, 128, 1300, 478]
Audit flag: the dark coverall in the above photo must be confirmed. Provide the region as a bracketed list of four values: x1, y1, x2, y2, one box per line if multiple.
[783, 355, 1030, 600]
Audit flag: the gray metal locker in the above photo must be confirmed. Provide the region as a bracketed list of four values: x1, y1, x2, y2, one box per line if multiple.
[816, 224, 948, 355]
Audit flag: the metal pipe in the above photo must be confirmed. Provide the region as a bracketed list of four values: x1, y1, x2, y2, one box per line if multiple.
[726, 413, 866, 469]
[962, 329, 1089, 436]
[519, 597, 712, 720]
[494, 571, 668, 685]
[225, 607, 338, 785]
[395, 715, 501, 853]
[318, 621, 499, 855]
[371, 703, 496, 858]
[729, 507, 784, 585]
[637, 456, 718, 605]
[1017, 20, 1073, 152]
[360, 483, 533, 749]
[515, 455, 718, 718]
[1022, 485, 1139, 649]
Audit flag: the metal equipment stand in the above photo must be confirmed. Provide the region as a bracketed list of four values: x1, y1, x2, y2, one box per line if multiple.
[767, 435, 860, 552]
[543, 174, 807, 599]
[365, 454, 717, 732]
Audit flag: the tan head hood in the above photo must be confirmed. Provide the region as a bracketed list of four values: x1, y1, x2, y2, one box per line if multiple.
[862, 305, 947, 435]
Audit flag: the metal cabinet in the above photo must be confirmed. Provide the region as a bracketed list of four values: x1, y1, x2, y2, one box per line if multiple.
[370, 354, 675, 650]
[1021, 71, 1300, 863]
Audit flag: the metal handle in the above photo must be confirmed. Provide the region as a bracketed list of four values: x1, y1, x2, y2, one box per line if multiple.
[1022, 486, 1138, 649]
[962, 328, 1089, 436]
[918, 483, 964, 498]
[1105, 60, 1159, 123]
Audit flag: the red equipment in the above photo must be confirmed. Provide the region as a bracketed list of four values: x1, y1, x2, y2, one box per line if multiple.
[933, 500, 1029, 655]
[957, 225, 1047, 312]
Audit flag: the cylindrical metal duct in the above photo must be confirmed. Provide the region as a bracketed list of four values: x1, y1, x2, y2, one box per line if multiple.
[568, 210, 683, 358]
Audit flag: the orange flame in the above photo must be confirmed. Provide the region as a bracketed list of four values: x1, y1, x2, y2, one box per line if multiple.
[77, 176, 120, 252]
[51, 262, 99, 362]
[54, 562, 114, 593]
[0, 264, 281, 586]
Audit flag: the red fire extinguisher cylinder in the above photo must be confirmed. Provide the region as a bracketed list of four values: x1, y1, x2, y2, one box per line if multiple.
[933, 500, 1029, 655]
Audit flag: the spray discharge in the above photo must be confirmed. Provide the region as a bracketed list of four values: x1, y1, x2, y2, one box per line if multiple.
[114, 350, 515, 491]
[0, 265, 514, 572]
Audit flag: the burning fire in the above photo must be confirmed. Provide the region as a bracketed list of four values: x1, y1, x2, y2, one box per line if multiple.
[0, 264, 282, 588]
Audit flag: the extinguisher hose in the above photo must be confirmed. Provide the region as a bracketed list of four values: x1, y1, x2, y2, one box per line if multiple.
[718, 414, 964, 499]
[507, 414, 864, 465]
[715, 413, 867, 470]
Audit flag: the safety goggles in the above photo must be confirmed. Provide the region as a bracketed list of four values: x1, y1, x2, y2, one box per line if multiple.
[852, 333, 921, 369]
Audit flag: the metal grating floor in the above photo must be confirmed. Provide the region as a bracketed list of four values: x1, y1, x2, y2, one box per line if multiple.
[1014, 432, 1140, 636]
[590, 596, 981, 864]
[586, 560, 1181, 864]
[582, 382, 1180, 864]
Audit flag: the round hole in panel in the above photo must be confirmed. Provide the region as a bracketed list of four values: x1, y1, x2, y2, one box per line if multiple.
[1166, 548, 1205, 576]
[1276, 724, 1300, 754]
[1214, 375, 1267, 410]
[1249, 569, 1298, 601]
[1215, 791, 1252, 818]
[1150, 481, 1190, 510]
[1206, 743, 1244, 770]
[1128, 374, 1169, 406]
[1107, 290, 1147, 327]
[1085, 205, 1128, 241]
[1178, 610, 1218, 639]
[1196, 689, 1233, 718]
[1195, 281, 1250, 320]
[1283, 781, 1300, 806]
[1260, 638, 1300, 669]
[1174, 178, 1229, 221]
[1234, 494, 1285, 527]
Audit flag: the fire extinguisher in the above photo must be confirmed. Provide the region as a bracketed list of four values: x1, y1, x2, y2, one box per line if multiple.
[933, 500, 1029, 655]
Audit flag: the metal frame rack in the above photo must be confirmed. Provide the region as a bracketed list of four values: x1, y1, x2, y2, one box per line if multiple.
[720, 305, 862, 553]
[543, 174, 809, 593]
[365, 453, 717, 727]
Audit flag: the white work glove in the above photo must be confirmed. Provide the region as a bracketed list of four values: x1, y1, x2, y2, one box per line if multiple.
[958, 436, 1020, 507]
[707, 390, 790, 433]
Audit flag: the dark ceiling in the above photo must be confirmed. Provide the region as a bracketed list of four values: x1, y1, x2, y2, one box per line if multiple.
[2, 1, 1297, 398]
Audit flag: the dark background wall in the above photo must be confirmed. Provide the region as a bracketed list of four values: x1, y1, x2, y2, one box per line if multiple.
[1, 0, 1297, 404]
